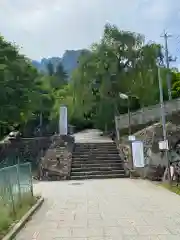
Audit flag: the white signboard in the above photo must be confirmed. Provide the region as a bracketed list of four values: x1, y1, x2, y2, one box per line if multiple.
[128, 135, 136, 141]
[158, 140, 169, 150]
[59, 106, 67, 135]
[132, 141, 145, 168]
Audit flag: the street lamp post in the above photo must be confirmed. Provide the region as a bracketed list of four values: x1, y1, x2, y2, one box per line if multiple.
[119, 92, 135, 172]
[39, 112, 42, 136]
[119, 93, 131, 136]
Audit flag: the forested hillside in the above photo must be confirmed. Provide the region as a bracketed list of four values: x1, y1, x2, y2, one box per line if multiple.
[1, 23, 180, 137]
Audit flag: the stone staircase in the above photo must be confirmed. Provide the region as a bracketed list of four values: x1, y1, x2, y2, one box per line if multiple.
[70, 142, 126, 180]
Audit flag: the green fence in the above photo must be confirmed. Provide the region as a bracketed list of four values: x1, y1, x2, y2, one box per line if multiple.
[0, 163, 33, 216]
[0, 155, 36, 169]
[0, 156, 18, 169]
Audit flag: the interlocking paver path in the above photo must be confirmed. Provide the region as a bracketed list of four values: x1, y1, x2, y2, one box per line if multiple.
[15, 130, 180, 239]
[16, 178, 180, 240]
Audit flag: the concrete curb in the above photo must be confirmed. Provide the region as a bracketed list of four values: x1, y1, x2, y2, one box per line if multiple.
[2, 197, 44, 240]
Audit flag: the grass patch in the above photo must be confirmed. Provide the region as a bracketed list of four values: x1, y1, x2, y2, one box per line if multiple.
[161, 182, 180, 195]
[0, 193, 38, 239]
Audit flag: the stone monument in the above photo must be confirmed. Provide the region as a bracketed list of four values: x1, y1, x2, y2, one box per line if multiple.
[59, 105, 68, 135]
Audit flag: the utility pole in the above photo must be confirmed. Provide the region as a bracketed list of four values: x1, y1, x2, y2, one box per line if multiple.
[119, 93, 131, 136]
[161, 31, 172, 100]
[157, 67, 171, 184]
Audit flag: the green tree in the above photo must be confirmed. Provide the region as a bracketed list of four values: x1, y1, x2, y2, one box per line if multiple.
[70, 24, 151, 130]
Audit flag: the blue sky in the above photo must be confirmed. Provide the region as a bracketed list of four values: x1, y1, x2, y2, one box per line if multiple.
[0, 0, 180, 67]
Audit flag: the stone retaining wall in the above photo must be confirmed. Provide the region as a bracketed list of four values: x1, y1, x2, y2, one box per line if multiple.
[115, 98, 180, 132]
[117, 122, 180, 181]
[39, 135, 75, 180]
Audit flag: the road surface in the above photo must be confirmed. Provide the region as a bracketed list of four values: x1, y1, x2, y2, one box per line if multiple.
[16, 179, 180, 240]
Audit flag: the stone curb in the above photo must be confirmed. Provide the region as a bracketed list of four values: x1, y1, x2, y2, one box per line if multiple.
[2, 197, 44, 240]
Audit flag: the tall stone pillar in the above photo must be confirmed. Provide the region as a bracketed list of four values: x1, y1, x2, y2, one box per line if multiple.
[59, 105, 68, 135]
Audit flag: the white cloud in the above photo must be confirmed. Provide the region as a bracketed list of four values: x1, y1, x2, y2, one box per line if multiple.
[0, 0, 179, 60]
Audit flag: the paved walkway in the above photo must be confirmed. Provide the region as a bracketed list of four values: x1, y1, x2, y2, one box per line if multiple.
[73, 129, 113, 143]
[16, 179, 180, 240]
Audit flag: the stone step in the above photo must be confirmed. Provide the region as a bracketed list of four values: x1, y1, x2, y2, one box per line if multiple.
[74, 150, 118, 154]
[71, 169, 124, 176]
[71, 165, 124, 172]
[70, 173, 126, 180]
[74, 146, 117, 151]
[73, 150, 119, 155]
[75, 145, 117, 149]
[75, 142, 116, 146]
[71, 162, 123, 168]
[72, 159, 122, 165]
[73, 154, 120, 158]
[72, 155, 121, 160]
[75, 143, 117, 146]
[72, 158, 121, 162]
[73, 152, 119, 155]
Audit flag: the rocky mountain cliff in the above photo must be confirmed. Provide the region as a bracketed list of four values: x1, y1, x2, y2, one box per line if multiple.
[32, 49, 84, 76]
